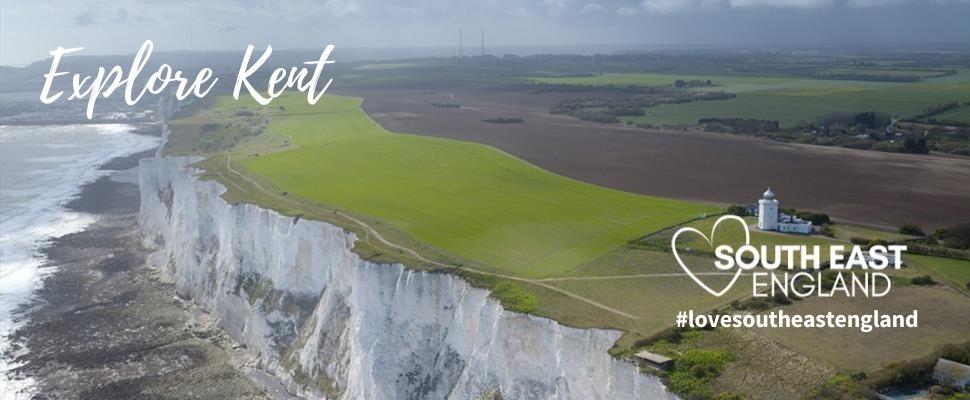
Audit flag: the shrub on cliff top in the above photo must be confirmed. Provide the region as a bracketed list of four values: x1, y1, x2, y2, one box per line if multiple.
[666, 349, 734, 399]
[491, 282, 539, 314]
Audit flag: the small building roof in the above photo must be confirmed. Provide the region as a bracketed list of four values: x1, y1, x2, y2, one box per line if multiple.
[634, 351, 673, 365]
[934, 358, 970, 388]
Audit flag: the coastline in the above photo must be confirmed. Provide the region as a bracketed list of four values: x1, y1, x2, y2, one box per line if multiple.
[1, 122, 163, 386]
[0, 132, 272, 399]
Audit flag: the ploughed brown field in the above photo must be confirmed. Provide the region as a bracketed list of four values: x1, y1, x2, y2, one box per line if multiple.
[343, 83, 970, 230]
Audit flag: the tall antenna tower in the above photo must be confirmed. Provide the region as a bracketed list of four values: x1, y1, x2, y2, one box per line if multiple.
[458, 29, 463, 61]
[480, 29, 485, 56]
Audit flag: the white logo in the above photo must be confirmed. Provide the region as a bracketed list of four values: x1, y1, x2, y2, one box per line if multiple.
[671, 215, 748, 297]
[671, 215, 907, 298]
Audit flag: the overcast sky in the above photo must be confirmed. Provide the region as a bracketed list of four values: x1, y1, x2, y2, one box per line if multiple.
[1, 0, 968, 66]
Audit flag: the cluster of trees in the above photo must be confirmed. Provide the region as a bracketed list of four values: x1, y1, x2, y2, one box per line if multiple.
[526, 83, 645, 94]
[691, 110, 936, 155]
[899, 224, 926, 236]
[818, 111, 892, 131]
[904, 102, 961, 122]
[931, 223, 970, 250]
[813, 72, 922, 82]
[693, 110, 961, 155]
[923, 126, 970, 155]
[902, 102, 970, 128]
[866, 223, 970, 261]
[698, 118, 780, 134]
[673, 79, 714, 88]
[902, 137, 931, 154]
[910, 275, 936, 286]
[481, 117, 524, 124]
[665, 349, 737, 400]
[550, 89, 735, 124]
[195, 113, 267, 153]
[898, 223, 970, 251]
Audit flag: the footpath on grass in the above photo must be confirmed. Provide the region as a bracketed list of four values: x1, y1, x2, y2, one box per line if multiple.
[222, 154, 647, 320]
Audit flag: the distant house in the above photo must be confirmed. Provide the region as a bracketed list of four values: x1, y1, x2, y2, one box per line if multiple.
[933, 358, 970, 390]
[634, 351, 674, 371]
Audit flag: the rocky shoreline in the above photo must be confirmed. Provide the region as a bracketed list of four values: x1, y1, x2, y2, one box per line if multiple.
[2, 152, 273, 399]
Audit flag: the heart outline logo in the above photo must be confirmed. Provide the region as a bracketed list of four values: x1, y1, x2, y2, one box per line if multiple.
[671, 215, 749, 297]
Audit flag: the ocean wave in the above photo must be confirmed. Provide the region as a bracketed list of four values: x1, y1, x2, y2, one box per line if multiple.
[0, 123, 160, 399]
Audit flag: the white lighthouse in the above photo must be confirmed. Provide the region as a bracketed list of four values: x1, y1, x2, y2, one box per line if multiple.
[755, 188, 812, 234]
[757, 188, 779, 231]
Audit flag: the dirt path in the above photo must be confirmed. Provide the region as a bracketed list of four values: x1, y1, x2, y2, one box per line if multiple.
[222, 154, 641, 320]
[536, 272, 743, 282]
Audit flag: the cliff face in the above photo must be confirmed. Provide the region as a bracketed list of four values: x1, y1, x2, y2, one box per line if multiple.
[139, 156, 676, 400]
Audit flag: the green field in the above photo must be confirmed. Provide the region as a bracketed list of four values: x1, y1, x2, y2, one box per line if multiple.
[530, 73, 970, 127]
[906, 254, 970, 291]
[167, 59, 970, 399]
[933, 104, 970, 124]
[227, 94, 716, 277]
[819, 68, 951, 78]
[829, 224, 919, 242]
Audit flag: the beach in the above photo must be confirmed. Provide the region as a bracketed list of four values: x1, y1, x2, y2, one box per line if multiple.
[0, 124, 274, 399]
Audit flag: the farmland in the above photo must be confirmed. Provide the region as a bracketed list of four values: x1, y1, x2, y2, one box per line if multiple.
[168, 84, 970, 400]
[529, 72, 970, 127]
[205, 94, 716, 278]
[353, 84, 970, 230]
[168, 91, 746, 349]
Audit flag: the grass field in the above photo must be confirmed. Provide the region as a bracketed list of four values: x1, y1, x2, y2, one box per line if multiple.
[819, 68, 950, 78]
[755, 286, 970, 373]
[933, 103, 970, 124]
[529, 73, 970, 127]
[906, 254, 970, 292]
[829, 224, 918, 242]
[219, 94, 716, 278]
[169, 89, 970, 399]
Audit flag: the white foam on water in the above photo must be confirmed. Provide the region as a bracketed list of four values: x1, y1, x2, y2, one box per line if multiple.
[0, 124, 159, 399]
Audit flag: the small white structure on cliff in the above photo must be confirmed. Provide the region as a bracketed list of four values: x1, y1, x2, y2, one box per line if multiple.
[933, 358, 970, 390]
[757, 188, 812, 234]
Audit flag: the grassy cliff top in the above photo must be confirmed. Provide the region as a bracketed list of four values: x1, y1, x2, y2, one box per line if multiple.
[182, 93, 716, 278]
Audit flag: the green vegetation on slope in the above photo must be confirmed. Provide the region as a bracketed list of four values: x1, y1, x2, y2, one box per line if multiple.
[222, 94, 715, 277]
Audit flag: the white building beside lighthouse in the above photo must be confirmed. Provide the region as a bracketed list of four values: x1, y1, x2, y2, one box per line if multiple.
[756, 188, 812, 234]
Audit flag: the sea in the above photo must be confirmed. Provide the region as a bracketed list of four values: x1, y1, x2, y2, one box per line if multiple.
[0, 123, 159, 399]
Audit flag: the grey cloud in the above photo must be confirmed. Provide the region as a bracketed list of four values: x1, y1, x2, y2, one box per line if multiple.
[2, 0, 969, 66]
[113, 8, 129, 22]
[75, 12, 99, 26]
[615, 0, 965, 13]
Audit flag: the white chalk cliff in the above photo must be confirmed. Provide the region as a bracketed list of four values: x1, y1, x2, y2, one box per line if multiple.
[139, 156, 677, 399]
